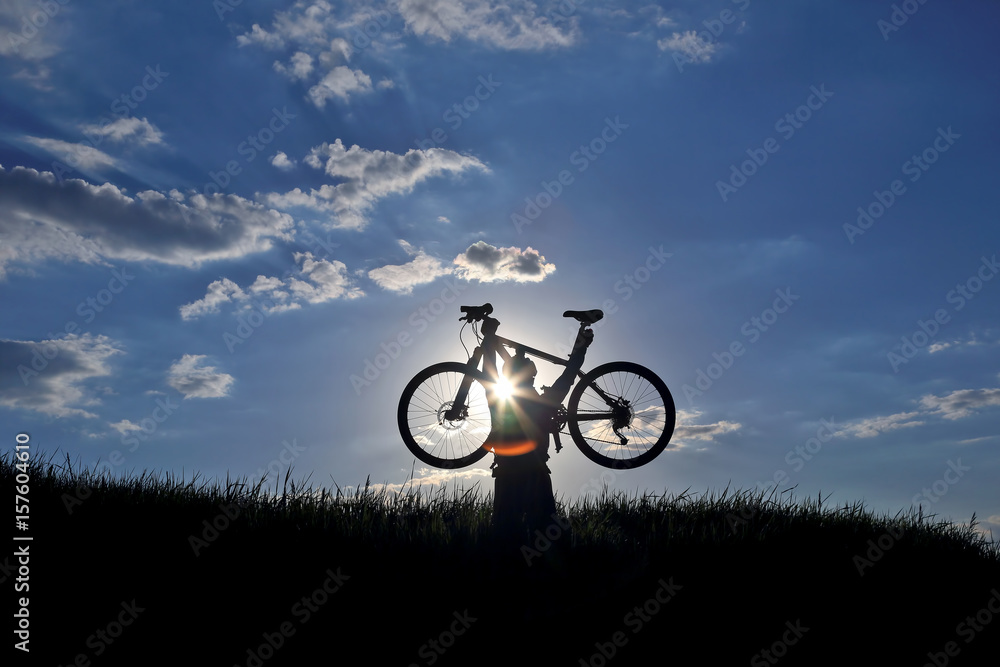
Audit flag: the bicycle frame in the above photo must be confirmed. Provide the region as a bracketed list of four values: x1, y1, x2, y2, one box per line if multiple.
[442, 324, 620, 425]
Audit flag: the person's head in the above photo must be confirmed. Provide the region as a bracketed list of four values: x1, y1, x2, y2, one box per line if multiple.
[504, 353, 537, 389]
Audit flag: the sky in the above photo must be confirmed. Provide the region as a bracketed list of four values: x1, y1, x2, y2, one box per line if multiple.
[1, 0, 998, 540]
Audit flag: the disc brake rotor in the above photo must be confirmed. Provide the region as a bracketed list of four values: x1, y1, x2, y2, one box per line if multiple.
[437, 401, 466, 429]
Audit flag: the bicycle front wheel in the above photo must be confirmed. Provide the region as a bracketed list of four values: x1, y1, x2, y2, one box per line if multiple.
[567, 362, 675, 469]
[397, 362, 493, 469]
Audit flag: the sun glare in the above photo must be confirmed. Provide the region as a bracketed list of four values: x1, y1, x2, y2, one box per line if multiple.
[494, 375, 514, 400]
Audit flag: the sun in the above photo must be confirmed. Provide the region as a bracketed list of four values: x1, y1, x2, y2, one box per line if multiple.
[493, 375, 514, 400]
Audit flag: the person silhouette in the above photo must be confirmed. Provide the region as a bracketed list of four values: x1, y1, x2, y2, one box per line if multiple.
[480, 315, 594, 540]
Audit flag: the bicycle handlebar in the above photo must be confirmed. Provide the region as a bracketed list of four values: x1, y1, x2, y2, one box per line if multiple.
[459, 303, 493, 322]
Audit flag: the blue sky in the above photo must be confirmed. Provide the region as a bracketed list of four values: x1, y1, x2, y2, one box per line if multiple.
[2, 0, 998, 539]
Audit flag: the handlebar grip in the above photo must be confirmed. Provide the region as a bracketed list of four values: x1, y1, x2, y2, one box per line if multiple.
[459, 303, 493, 321]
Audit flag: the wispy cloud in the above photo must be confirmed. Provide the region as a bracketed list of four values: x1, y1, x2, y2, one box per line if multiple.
[109, 419, 143, 435]
[79, 117, 164, 146]
[273, 51, 315, 80]
[0, 166, 294, 278]
[179, 278, 248, 320]
[374, 466, 492, 494]
[671, 409, 742, 447]
[0, 0, 68, 86]
[834, 411, 924, 439]
[237, 3, 382, 107]
[259, 139, 488, 229]
[397, 0, 580, 50]
[367, 241, 452, 294]
[166, 355, 234, 399]
[0, 334, 123, 418]
[22, 137, 117, 169]
[836, 387, 1000, 437]
[657, 30, 718, 63]
[308, 65, 373, 106]
[927, 332, 998, 354]
[180, 251, 362, 320]
[919, 388, 1000, 421]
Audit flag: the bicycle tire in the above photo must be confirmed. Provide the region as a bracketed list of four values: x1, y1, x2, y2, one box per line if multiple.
[397, 362, 493, 469]
[567, 361, 675, 469]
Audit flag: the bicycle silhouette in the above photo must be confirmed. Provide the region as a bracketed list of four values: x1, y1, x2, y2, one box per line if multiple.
[398, 303, 675, 470]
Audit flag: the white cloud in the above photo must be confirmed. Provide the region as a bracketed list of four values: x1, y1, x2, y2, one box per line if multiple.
[980, 515, 1000, 541]
[0, 334, 123, 418]
[273, 51, 314, 80]
[638, 4, 676, 29]
[79, 117, 164, 146]
[238, 3, 384, 108]
[110, 419, 143, 435]
[241, 1, 336, 50]
[270, 151, 297, 170]
[671, 409, 741, 447]
[367, 241, 452, 294]
[241, 0, 579, 54]
[307, 65, 373, 106]
[237, 23, 286, 50]
[834, 411, 924, 439]
[919, 389, 1000, 421]
[658, 30, 718, 63]
[0, 0, 65, 72]
[836, 386, 1000, 438]
[166, 355, 235, 399]
[260, 139, 488, 229]
[179, 251, 362, 319]
[179, 278, 247, 321]
[397, 0, 579, 50]
[0, 165, 295, 278]
[289, 251, 364, 303]
[375, 466, 492, 494]
[324, 37, 352, 63]
[11, 64, 54, 90]
[23, 137, 117, 169]
[927, 333, 996, 354]
[452, 241, 555, 283]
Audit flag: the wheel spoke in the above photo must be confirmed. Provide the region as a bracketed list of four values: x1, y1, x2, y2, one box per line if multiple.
[398, 365, 493, 468]
[567, 362, 674, 469]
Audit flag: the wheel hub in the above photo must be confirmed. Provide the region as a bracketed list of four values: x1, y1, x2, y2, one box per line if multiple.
[611, 399, 633, 446]
[611, 399, 633, 430]
[437, 401, 466, 429]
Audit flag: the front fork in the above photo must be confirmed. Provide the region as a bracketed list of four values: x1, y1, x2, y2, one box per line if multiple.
[442, 346, 484, 422]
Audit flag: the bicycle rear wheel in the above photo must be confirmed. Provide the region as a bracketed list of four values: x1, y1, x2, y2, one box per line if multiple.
[567, 361, 675, 469]
[397, 362, 493, 469]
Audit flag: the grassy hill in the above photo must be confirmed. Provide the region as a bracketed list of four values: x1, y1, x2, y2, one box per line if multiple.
[5, 451, 999, 665]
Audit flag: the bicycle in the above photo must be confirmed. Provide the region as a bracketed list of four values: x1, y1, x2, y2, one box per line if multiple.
[397, 303, 675, 470]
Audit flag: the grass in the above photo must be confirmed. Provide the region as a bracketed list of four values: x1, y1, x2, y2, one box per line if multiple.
[5, 451, 999, 665]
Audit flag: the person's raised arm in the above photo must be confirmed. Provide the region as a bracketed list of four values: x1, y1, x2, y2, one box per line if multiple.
[543, 325, 593, 404]
[481, 316, 501, 383]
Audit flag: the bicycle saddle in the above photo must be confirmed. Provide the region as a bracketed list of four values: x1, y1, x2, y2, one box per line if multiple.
[563, 309, 604, 324]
